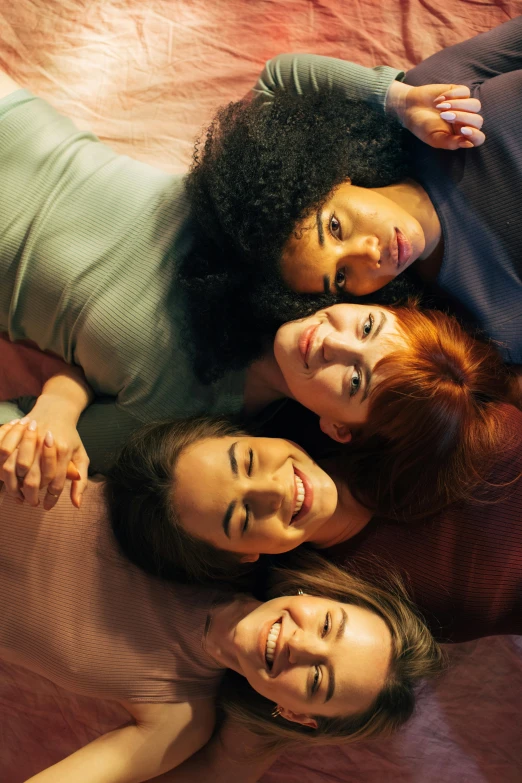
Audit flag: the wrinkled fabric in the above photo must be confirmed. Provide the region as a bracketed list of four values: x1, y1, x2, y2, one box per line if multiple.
[0, 2, 521, 781]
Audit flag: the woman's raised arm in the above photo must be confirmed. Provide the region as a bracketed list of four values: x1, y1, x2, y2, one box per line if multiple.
[252, 54, 484, 149]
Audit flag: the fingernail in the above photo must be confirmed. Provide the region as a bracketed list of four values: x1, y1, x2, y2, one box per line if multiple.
[435, 95, 446, 102]
[440, 112, 456, 121]
[436, 102, 451, 109]
[9, 419, 20, 426]
[20, 417, 30, 425]
[29, 419, 38, 432]
[44, 431, 54, 447]
[460, 127, 473, 136]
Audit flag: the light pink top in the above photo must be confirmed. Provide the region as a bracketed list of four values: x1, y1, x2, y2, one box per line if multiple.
[0, 479, 223, 703]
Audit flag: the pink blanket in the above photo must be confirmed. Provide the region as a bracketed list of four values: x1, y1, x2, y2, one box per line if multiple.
[1, 1, 521, 780]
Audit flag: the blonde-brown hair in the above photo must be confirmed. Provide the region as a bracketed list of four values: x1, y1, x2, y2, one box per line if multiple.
[218, 549, 444, 755]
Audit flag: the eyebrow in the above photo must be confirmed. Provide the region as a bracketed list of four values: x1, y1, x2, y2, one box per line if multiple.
[361, 311, 387, 403]
[325, 608, 347, 704]
[228, 441, 238, 476]
[316, 209, 325, 247]
[222, 442, 240, 538]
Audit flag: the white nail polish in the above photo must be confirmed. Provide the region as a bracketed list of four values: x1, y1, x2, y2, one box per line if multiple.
[20, 416, 30, 425]
[440, 112, 456, 121]
[436, 102, 451, 109]
[29, 420, 38, 432]
[460, 127, 473, 136]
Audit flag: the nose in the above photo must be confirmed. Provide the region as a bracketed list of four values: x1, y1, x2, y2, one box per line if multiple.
[358, 234, 380, 266]
[322, 331, 362, 364]
[247, 475, 286, 515]
[287, 630, 323, 665]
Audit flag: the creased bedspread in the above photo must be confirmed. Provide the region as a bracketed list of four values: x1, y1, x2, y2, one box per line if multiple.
[0, 1, 521, 781]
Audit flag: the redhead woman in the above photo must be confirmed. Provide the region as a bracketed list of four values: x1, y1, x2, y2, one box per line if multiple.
[1, 300, 517, 521]
[0, 458, 442, 782]
[185, 18, 522, 375]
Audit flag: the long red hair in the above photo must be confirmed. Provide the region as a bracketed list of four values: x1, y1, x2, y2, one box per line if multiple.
[343, 303, 520, 520]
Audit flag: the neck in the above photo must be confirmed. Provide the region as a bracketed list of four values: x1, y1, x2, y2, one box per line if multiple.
[204, 594, 260, 674]
[374, 178, 442, 261]
[243, 348, 292, 414]
[309, 466, 373, 549]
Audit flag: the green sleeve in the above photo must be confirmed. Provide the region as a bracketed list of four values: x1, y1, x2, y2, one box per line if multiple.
[252, 54, 403, 114]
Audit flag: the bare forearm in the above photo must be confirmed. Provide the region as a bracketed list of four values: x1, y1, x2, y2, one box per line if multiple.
[36, 366, 94, 422]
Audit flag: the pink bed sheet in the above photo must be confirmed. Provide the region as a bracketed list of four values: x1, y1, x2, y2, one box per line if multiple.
[1, 1, 521, 781]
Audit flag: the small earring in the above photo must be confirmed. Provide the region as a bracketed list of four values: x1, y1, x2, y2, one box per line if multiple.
[271, 706, 282, 719]
[297, 589, 304, 596]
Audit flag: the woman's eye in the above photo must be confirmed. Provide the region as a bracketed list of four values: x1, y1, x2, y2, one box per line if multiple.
[329, 214, 342, 239]
[334, 268, 347, 291]
[322, 612, 331, 638]
[350, 368, 361, 397]
[362, 314, 374, 337]
[242, 505, 250, 534]
[312, 666, 321, 694]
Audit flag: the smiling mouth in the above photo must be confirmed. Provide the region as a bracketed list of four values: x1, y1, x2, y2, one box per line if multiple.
[298, 323, 319, 369]
[290, 466, 313, 525]
[265, 619, 282, 670]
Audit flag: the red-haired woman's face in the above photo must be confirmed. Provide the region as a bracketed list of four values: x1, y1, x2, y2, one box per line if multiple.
[281, 181, 425, 296]
[273, 304, 405, 442]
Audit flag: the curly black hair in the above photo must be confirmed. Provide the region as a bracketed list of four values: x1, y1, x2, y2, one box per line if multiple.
[180, 87, 416, 383]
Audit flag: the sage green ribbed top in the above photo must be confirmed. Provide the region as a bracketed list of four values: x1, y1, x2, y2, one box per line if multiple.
[0, 59, 401, 472]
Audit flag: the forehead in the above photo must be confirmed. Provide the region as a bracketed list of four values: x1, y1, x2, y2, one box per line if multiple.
[174, 436, 237, 514]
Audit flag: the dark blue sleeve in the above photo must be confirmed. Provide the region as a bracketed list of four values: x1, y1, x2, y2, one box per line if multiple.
[404, 16, 522, 87]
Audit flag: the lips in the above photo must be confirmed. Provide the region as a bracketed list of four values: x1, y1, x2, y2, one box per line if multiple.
[395, 228, 412, 269]
[298, 323, 320, 369]
[265, 620, 282, 670]
[290, 466, 313, 525]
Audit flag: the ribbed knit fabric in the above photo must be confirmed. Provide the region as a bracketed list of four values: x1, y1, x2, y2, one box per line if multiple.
[0, 479, 223, 702]
[326, 404, 522, 643]
[0, 90, 245, 473]
[403, 17, 522, 362]
[0, 60, 401, 475]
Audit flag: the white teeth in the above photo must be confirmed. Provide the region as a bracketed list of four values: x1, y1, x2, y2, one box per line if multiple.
[265, 621, 281, 666]
[292, 474, 305, 518]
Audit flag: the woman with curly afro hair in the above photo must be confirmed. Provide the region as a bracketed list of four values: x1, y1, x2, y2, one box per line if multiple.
[184, 18, 522, 383]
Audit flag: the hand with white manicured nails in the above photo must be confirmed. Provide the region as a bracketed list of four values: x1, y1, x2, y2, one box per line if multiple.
[386, 81, 485, 150]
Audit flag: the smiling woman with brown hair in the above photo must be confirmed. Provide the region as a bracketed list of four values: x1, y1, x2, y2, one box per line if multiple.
[0, 459, 442, 782]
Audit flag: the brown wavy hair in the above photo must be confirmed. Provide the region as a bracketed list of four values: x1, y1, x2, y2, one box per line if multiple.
[219, 549, 445, 755]
[342, 302, 521, 521]
[106, 416, 256, 585]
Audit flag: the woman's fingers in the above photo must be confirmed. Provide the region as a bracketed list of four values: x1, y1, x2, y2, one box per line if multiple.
[439, 109, 484, 130]
[434, 85, 472, 102]
[43, 438, 69, 511]
[40, 431, 58, 489]
[15, 419, 39, 482]
[0, 419, 35, 499]
[70, 447, 90, 509]
[435, 97, 481, 114]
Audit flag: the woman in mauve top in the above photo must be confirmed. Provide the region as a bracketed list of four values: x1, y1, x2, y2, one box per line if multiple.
[0, 470, 442, 783]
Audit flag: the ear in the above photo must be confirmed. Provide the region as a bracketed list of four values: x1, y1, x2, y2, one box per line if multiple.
[319, 417, 352, 444]
[239, 552, 260, 564]
[277, 705, 318, 729]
